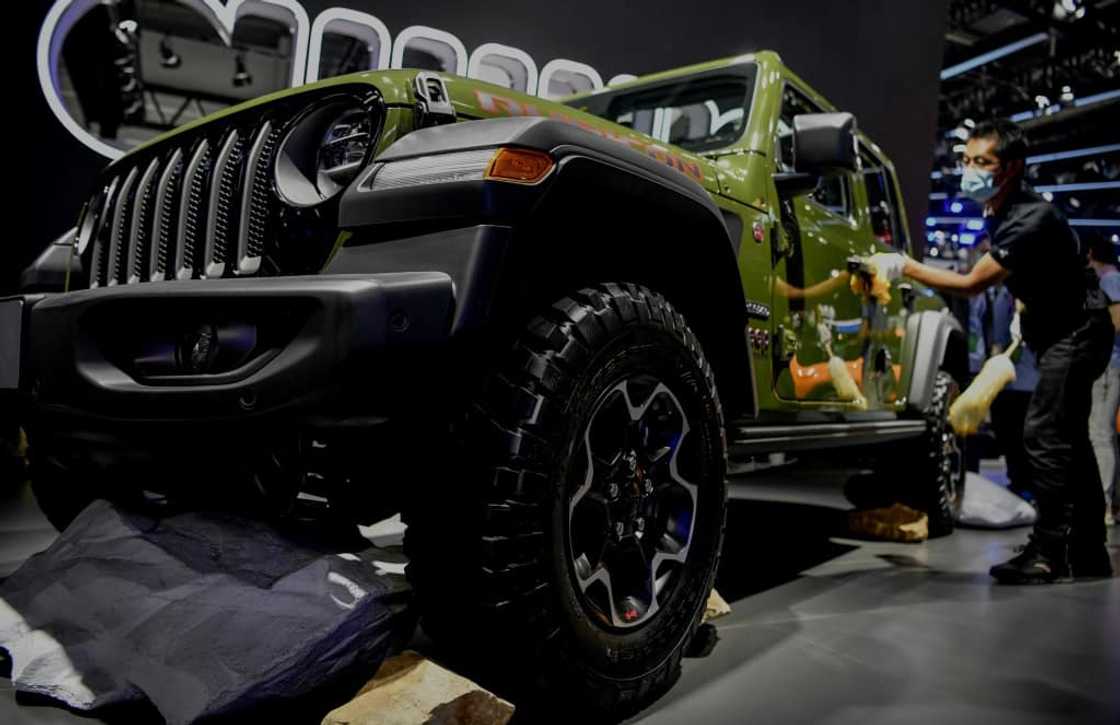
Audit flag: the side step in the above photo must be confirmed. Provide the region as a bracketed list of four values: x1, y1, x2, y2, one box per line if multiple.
[729, 419, 927, 457]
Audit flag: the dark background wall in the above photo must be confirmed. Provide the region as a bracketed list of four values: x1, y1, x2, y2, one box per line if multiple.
[8, 0, 948, 289]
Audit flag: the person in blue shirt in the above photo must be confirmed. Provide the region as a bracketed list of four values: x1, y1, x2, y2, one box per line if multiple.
[1087, 236, 1120, 526]
[986, 285, 1039, 501]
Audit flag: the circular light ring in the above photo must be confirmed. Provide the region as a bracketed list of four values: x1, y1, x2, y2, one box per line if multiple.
[274, 98, 375, 208]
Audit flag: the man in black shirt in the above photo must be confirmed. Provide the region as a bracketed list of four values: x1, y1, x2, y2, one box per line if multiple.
[872, 119, 1113, 583]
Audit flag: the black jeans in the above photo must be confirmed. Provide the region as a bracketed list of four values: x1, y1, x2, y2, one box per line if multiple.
[1023, 310, 1113, 546]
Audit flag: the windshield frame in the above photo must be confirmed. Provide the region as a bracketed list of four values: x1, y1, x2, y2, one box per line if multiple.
[562, 62, 759, 155]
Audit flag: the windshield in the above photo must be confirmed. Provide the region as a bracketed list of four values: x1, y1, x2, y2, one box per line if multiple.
[563, 64, 757, 153]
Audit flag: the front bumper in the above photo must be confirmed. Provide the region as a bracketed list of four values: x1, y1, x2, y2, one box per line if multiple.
[6, 273, 453, 428]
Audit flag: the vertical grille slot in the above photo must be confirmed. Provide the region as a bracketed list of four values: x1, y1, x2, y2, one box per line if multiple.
[237, 120, 279, 275]
[151, 148, 185, 282]
[88, 176, 121, 288]
[176, 139, 213, 280]
[127, 157, 163, 284]
[107, 166, 139, 287]
[204, 129, 245, 278]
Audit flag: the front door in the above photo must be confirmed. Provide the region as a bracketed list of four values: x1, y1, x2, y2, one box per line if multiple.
[769, 84, 869, 406]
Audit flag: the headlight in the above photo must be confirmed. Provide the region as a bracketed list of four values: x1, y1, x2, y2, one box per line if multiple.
[274, 100, 374, 207]
[367, 147, 554, 191]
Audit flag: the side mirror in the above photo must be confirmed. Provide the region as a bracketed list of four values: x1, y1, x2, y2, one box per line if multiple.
[792, 112, 859, 174]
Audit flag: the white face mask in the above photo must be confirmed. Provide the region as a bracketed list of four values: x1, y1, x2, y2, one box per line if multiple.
[960, 166, 997, 202]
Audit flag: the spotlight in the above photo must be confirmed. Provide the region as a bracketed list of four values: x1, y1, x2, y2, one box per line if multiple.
[159, 37, 181, 69]
[950, 201, 964, 213]
[233, 53, 253, 87]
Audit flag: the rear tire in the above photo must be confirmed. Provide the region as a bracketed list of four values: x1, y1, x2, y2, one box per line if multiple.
[906, 371, 966, 537]
[405, 283, 727, 719]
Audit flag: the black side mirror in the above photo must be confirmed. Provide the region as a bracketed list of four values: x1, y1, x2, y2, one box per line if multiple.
[774, 112, 858, 199]
[792, 112, 858, 174]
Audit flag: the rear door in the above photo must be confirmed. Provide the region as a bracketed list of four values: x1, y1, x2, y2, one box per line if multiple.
[853, 142, 914, 407]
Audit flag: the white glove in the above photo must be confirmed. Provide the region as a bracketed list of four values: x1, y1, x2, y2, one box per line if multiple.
[1010, 310, 1021, 341]
[868, 252, 907, 283]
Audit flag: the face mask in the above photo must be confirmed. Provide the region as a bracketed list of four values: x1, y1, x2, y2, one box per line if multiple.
[960, 166, 998, 202]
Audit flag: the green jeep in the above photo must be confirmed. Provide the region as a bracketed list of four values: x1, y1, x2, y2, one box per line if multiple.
[2, 51, 966, 717]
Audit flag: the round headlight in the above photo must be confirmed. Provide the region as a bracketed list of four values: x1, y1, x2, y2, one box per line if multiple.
[274, 100, 374, 207]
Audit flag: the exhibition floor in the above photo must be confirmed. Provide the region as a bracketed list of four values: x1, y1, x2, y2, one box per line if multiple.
[2, 461, 1117, 725]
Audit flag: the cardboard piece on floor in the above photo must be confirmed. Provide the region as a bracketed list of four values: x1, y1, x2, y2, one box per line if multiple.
[847, 503, 929, 542]
[0, 500, 411, 725]
[703, 589, 731, 622]
[322, 651, 514, 725]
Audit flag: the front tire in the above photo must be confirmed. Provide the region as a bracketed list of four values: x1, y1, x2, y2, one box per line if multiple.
[405, 283, 727, 719]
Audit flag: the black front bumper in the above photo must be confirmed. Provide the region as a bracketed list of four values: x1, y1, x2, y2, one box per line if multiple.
[6, 273, 454, 428]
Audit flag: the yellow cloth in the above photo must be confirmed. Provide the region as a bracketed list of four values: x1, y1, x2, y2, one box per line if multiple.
[849, 264, 892, 305]
[829, 355, 868, 409]
[949, 354, 1017, 435]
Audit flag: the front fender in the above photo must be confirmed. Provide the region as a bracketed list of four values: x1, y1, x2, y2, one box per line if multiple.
[333, 115, 755, 418]
[902, 309, 966, 413]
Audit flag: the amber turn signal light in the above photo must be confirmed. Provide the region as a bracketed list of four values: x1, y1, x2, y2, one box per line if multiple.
[485, 147, 554, 184]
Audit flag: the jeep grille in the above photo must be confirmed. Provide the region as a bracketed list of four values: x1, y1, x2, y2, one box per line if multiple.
[80, 88, 379, 289]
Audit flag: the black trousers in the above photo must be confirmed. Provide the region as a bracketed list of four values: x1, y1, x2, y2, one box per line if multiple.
[1023, 310, 1113, 545]
[991, 389, 1033, 494]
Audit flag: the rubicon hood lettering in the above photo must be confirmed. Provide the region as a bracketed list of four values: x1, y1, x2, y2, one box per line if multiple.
[473, 89, 706, 183]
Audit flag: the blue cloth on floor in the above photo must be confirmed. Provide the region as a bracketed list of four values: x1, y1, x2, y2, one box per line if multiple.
[0, 500, 409, 724]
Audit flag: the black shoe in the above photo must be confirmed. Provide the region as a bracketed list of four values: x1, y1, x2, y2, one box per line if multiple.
[1071, 542, 1113, 579]
[990, 534, 1072, 584]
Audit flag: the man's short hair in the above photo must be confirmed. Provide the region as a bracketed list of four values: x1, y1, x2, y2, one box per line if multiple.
[1087, 233, 1118, 266]
[970, 119, 1029, 163]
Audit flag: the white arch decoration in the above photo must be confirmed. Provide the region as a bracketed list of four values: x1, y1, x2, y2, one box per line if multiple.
[391, 25, 468, 76]
[538, 58, 603, 99]
[38, 0, 310, 159]
[468, 42, 538, 95]
[306, 8, 392, 81]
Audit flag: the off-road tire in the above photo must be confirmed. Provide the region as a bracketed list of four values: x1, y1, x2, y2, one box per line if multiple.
[405, 283, 728, 720]
[907, 371, 966, 537]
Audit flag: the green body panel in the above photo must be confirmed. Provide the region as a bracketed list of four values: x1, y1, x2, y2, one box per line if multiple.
[105, 50, 945, 417]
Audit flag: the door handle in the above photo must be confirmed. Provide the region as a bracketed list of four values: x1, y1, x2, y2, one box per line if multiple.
[897, 282, 915, 312]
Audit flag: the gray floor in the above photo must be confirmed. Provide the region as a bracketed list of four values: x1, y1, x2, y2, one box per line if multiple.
[2, 462, 1118, 724]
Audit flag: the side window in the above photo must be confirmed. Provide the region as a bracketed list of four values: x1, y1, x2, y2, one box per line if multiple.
[777, 85, 849, 217]
[860, 147, 906, 249]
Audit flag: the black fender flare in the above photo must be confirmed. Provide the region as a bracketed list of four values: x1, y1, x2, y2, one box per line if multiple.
[901, 309, 967, 414]
[335, 116, 755, 417]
